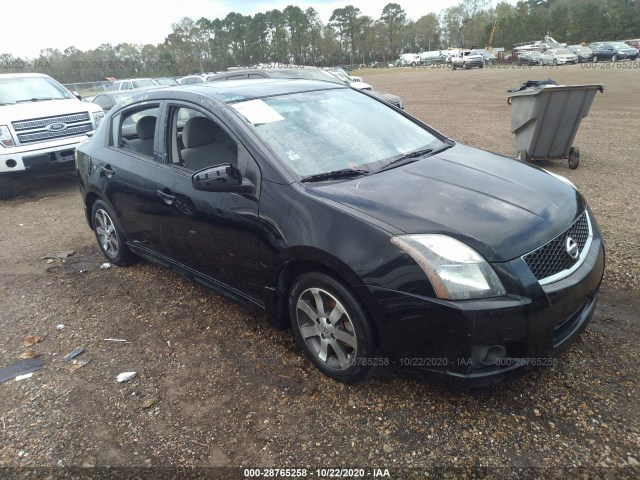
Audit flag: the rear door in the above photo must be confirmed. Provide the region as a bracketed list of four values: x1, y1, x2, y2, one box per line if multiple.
[97, 102, 164, 249]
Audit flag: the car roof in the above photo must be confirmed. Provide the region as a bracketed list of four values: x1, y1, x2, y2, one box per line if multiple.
[126, 78, 347, 104]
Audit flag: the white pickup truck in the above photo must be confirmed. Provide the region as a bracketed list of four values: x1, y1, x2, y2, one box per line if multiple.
[449, 50, 485, 70]
[0, 73, 104, 199]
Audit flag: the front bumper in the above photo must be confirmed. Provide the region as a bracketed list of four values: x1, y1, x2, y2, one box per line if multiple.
[0, 136, 89, 174]
[363, 235, 605, 387]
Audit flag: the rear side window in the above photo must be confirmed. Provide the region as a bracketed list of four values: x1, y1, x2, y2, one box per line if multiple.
[111, 105, 160, 159]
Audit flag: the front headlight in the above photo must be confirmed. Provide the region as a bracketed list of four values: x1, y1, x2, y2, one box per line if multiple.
[92, 110, 105, 129]
[391, 234, 506, 300]
[0, 125, 16, 147]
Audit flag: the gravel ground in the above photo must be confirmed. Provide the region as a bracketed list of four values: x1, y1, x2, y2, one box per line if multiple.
[0, 65, 638, 478]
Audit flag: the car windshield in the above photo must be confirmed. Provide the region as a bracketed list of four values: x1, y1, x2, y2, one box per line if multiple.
[0, 76, 74, 104]
[613, 42, 631, 49]
[577, 47, 592, 53]
[131, 79, 157, 88]
[555, 49, 571, 55]
[232, 89, 444, 178]
[155, 78, 177, 86]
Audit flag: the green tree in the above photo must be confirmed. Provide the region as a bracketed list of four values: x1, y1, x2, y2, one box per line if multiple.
[330, 6, 362, 66]
[380, 3, 407, 57]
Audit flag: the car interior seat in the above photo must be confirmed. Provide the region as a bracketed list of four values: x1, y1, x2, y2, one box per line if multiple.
[127, 116, 156, 157]
[181, 117, 236, 171]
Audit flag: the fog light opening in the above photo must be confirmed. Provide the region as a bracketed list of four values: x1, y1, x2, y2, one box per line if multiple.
[5, 159, 17, 168]
[474, 344, 507, 366]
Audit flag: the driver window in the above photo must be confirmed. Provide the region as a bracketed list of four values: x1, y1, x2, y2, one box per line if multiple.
[166, 106, 238, 173]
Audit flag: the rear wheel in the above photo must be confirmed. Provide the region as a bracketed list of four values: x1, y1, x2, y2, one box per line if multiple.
[568, 147, 580, 169]
[288, 272, 378, 384]
[0, 175, 17, 200]
[91, 199, 135, 265]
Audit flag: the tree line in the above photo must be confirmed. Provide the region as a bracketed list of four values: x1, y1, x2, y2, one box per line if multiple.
[1, 0, 638, 83]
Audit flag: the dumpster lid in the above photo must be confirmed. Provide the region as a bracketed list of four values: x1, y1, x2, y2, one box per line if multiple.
[507, 78, 558, 93]
[507, 82, 605, 101]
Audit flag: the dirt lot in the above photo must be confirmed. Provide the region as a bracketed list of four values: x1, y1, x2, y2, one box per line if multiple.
[0, 65, 638, 477]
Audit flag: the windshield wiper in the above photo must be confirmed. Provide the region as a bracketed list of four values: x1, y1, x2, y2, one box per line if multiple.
[379, 148, 434, 172]
[16, 97, 57, 103]
[301, 168, 369, 183]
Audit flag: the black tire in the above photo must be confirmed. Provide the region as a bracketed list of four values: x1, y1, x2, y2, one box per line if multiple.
[568, 147, 580, 169]
[593, 55, 598, 63]
[611, 54, 617, 62]
[0, 175, 17, 200]
[553, 59, 558, 66]
[288, 272, 378, 384]
[91, 199, 135, 265]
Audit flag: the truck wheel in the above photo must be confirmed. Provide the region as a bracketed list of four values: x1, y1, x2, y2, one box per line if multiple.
[0, 175, 17, 200]
[452, 64, 457, 70]
[568, 147, 580, 169]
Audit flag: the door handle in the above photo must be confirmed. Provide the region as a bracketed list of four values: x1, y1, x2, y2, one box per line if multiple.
[156, 189, 176, 205]
[100, 164, 115, 178]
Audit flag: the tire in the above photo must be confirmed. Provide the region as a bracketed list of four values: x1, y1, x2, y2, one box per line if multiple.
[611, 54, 617, 62]
[517, 150, 528, 162]
[568, 147, 580, 169]
[553, 59, 558, 66]
[0, 175, 17, 200]
[91, 199, 135, 265]
[452, 64, 457, 71]
[288, 272, 378, 384]
[593, 55, 598, 63]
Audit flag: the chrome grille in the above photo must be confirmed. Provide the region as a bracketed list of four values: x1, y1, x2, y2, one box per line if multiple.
[17, 124, 93, 143]
[12, 112, 90, 130]
[12, 112, 93, 145]
[523, 211, 591, 282]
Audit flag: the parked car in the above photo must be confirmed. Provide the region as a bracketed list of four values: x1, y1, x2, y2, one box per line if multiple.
[153, 77, 179, 86]
[75, 79, 604, 386]
[590, 42, 639, 62]
[540, 49, 578, 65]
[108, 78, 159, 91]
[205, 67, 404, 110]
[0, 73, 104, 199]
[567, 45, 594, 62]
[325, 68, 374, 90]
[450, 50, 484, 70]
[516, 50, 543, 66]
[471, 50, 497, 65]
[91, 87, 165, 112]
[177, 75, 206, 85]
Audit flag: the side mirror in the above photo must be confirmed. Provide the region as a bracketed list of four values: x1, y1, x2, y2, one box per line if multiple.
[192, 163, 254, 193]
[72, 91, 82, 100]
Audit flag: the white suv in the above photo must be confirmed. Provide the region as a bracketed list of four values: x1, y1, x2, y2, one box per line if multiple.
[0, 73, 104, 199]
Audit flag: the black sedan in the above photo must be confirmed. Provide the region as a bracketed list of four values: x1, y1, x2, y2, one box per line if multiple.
[516, 50, 543, 66]
[590, 42, 639, 62]
[75, 80, 605, 386]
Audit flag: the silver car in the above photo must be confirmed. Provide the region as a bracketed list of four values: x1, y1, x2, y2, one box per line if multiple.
[540, 49, 578, 66]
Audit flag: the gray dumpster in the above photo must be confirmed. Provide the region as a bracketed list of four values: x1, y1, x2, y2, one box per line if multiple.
[507, 83, 604, 169]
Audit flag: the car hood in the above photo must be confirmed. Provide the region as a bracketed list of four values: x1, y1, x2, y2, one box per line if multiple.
[307, 143, 584, 262]
[0, 98, 102, 122]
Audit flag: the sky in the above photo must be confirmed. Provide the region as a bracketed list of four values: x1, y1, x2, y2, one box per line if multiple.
[2, 0, 512, 59]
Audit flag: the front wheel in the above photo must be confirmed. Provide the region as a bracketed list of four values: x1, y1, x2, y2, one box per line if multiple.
[91, 199, 135, 265]
[593, 55, 599, 63]
[288, 272, 378, 384]
[553, 59, 558, 66]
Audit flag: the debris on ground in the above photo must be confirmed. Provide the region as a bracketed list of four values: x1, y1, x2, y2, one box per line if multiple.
[104, 338, 128, 343]
[63, 347, 84, 362]
[56, 324, 65, 332]
[69, 360, 90, 372]
[40, 250, 75, 260]
[141, 398, 156, 409]
[22, 335, 43, 347]
[100, 263, 112, 270]
[15, 372, 34, 381]
[116, 372, 136, 383]
[0, 358, 44, 383]
[17, 351, 41, 360]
